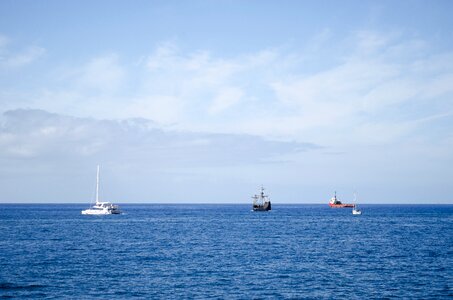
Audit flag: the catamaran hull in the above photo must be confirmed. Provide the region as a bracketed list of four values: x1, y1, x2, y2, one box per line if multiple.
[81, 209, 121, 215]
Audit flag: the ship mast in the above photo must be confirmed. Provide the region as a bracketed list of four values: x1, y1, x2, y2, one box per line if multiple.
[95, 165, 100, 204]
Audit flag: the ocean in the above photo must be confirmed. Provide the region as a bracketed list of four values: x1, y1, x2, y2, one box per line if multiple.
[0, 204, 452, 299]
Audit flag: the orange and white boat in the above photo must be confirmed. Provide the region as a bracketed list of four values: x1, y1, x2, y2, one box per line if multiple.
[329, 191, 354, 208]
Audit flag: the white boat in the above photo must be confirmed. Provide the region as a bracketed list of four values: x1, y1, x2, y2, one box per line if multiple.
[352, 205, 362, 215]
[352, 192, 362, 215]
[81, 165, 121, 215]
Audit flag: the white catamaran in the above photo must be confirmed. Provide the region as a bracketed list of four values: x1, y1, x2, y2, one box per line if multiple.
[81, 165, 121, 215]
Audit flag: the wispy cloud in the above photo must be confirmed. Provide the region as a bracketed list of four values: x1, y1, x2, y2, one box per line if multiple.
[267, 31, 453, 145]
[0, 109, 317, 165]
[2, 31, 453, 148]
[0, 35, 45, 68]
[0, 34, 10, 50]
[76, 53, 125, 93]
[0, 108, 321, 202]
[3, 46, 45, 68]
[0, 30, 452, 203]
[208, 87, 243, 114]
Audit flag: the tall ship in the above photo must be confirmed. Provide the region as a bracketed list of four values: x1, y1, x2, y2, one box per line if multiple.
[81, 165, 121, 215]
[329, 191, 354, 208]
[252, 186, 271, 211]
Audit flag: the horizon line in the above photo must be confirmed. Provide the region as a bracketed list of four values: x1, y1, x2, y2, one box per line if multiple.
[1, 202, 452, 205]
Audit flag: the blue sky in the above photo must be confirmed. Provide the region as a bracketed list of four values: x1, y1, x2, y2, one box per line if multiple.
[1, 0, 452, 203]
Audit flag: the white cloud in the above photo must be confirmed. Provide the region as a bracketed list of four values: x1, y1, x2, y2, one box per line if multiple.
[75, 53, 125, 93]
[0, 109, 321, 202]
[421, 73, 453, 98]
[355, 30, 395, 55]
[0, 44, 45, 68]
[208, 87, 243, 114]
[266, 32, 453, 145]
[0, 34, 10, 51]
[0, 34, 45, 68]
[125, 95, 185, 124]
[2, 31, 453, 150]
[0, 109, 316, 163]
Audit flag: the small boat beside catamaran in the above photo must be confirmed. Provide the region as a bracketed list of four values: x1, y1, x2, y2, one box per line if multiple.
[352, 204, 362, 215]
[352, 192, 362, 215]
[81, 165, 121, 215]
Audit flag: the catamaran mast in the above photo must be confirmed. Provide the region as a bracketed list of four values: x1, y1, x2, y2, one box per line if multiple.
[96, 165, 100, 204]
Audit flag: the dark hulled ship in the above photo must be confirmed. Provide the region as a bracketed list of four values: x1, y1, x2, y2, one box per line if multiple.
[252, 186, 271, 211]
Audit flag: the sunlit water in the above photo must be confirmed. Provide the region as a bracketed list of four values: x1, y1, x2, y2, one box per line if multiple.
[1, 204, 452, 298]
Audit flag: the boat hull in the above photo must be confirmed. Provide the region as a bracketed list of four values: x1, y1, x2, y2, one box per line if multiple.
[81, 209, 121, 215]
[329, 203, 354, 208]
[253, 201, 271, 211]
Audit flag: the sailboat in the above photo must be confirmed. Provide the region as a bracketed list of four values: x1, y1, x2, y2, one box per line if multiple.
[352, 193, 362, 215]
[81, 165, 121, 215]
[252, 186, 271, 211]
[352, 205, 362, 215]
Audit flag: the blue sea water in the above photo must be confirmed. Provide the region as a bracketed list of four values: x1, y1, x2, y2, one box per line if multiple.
[0, 204, 452, 299]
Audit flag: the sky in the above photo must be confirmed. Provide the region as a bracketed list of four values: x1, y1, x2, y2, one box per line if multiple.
[1, 0, 452, 203]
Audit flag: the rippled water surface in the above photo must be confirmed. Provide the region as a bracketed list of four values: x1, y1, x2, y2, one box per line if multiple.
[1, 204, 452, 299]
